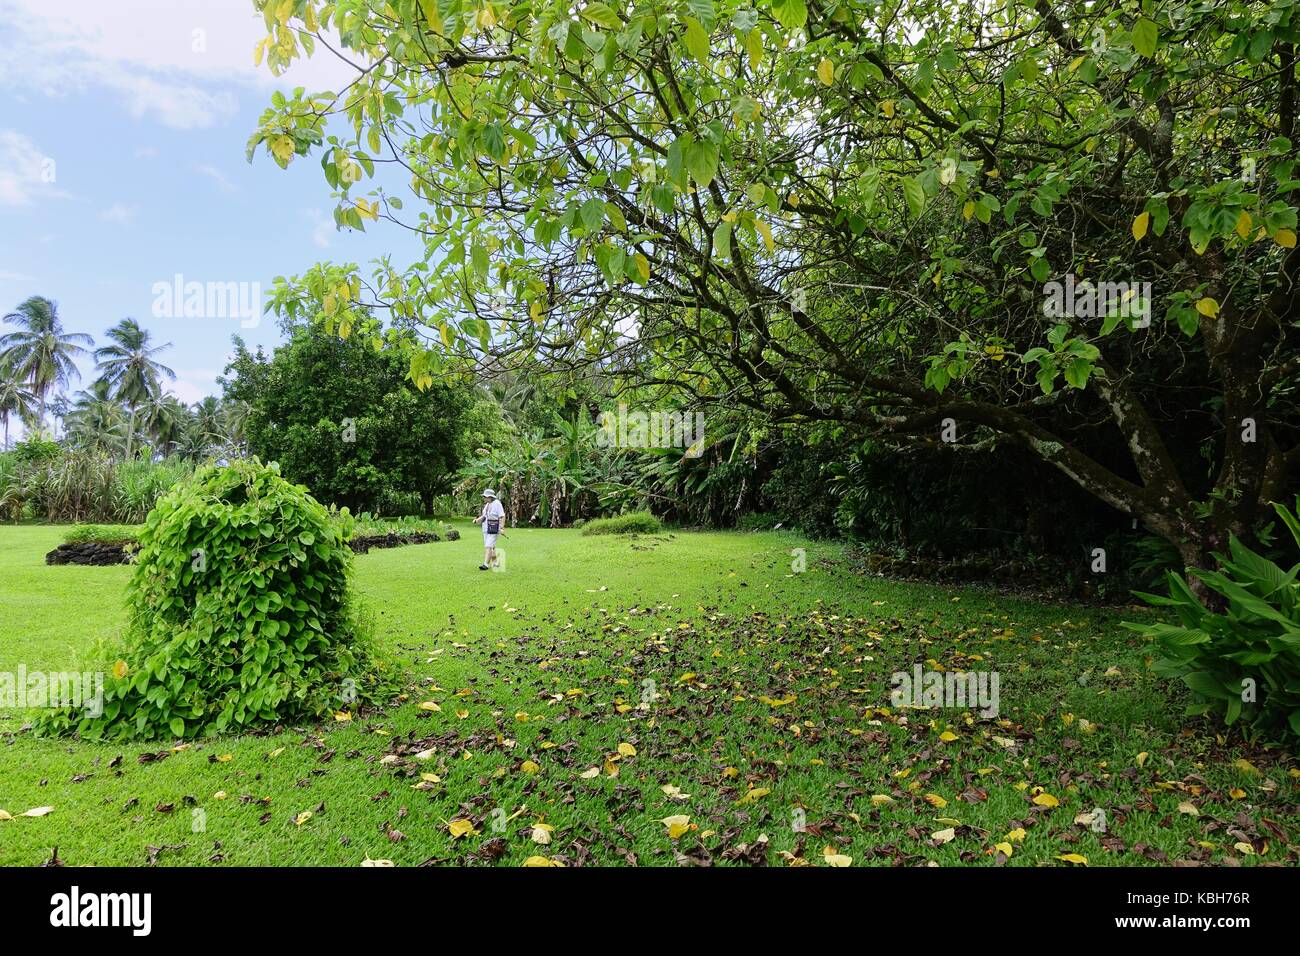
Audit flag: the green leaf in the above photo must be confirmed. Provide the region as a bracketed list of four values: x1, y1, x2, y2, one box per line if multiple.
[683, 17, 710, 63]
[772, 0, 807, 31]
[1132, 17, 1158, 58]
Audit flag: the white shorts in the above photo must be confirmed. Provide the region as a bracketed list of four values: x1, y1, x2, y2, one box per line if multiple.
[482, 533, 498, 548]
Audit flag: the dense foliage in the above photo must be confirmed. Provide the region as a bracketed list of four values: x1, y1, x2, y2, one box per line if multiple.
[40, 459, 382, 740]
[223, 321, 498, 513]
[0, 439, 192, 523]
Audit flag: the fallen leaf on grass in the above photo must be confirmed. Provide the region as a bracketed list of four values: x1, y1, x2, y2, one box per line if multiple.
[1031, 792, 1060, 808]
[1056, 853, 1088, 865]
[448, 818, 479, 839]
[660, 815, 692, 839]
[822, 845, 853, 867]
[524, 855, 563, 867]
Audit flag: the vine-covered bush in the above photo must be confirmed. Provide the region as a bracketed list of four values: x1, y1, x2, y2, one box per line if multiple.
[1127, 501, 1300, 741]
[41, 459, 383, 739]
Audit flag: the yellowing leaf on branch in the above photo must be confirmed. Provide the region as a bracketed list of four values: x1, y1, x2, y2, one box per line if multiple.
[817, 58, 835, 86]
[1195, 297, 1219, 317]
[1131, 211, 1149, 241]
[1275, 228, 1297, 249]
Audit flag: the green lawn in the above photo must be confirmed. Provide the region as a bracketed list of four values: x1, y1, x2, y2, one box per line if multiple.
[0, 523, 1295, 866]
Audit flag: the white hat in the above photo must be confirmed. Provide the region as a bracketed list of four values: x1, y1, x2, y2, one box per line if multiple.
[482, 488, 497, 499]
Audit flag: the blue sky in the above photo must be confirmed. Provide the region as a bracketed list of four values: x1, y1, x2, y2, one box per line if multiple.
[0, 0, 420, 429]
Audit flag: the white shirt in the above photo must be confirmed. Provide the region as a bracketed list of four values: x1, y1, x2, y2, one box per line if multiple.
[481, 500, 505, 527]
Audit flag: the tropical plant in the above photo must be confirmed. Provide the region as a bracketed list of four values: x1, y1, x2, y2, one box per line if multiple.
[0, 296, 92, 423]
[1127, 501, 1300, 740]
[64, 379, 128, 454]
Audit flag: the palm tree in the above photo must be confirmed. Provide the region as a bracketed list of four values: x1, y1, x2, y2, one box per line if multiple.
[94, 318, 174, 459]
[1, 296, 94, 425]
[65, 379, 128, 454]
[0, 357, 35, 449]
[142, 392, 190, 456]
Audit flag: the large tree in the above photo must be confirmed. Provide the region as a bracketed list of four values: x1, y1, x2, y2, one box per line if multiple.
[247, 0, 1300, 572]
[222, 320, 492, 512]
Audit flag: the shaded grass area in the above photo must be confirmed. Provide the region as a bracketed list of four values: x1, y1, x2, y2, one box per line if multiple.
[0, 523, 1295, 866]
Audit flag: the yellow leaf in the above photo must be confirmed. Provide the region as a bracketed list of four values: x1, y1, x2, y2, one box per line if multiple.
[817, 58, 834, 86]
[22, 806, 54, 817]
[938, 731, 959, 742]
[931, 827, 956, 844]
[213, 791, 227, 800]
[994, 841, 1014, 858]
[755, 219, 775, 253]
[660, 815, 692, 839]
[418, 701, 441, 711]
[1135, 751, 1148, 767]
[1132, 211, 1149, 241]
[1005, 828, 1027, 842]
[880, 99, 895, 118]
[360, 857, 394, 867]
[523, 855, 563, 867]
[294, 810, 313, 826]
[112, 660, 129, 679]
[1032, 792, 1060, 808]
[1235, 210, 1253, 239]
[1233, 758, 1259, 775]
[215, 753, 233, 763]
[735, 787, 770, 806]
[634, 253, 650, 282]
[531, 825, 552, 845]
[1177, 801, 1199, 816]
[1233, 841, 1256, 856]
[617, 742, 637, 757]
[1056, 853, 1089, 865]
[448, 818, 479, 839]
[1229, 788, 1247, 799]
[268, 747, 285, 758]
[0, 809, 12, 821]
[579, 766, 600, 779]
[923, 793, 948, 809]
[1195, 297, 1219, 317]
[520, 760, 541, 775]
[1275, 228, 1297, 248]
[870, 794, 895, 806]
[419, 773, 441, 783]
[822, 845, 853, 866]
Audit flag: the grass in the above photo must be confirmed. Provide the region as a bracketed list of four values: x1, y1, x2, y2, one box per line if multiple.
[0, 522, 1296, 867]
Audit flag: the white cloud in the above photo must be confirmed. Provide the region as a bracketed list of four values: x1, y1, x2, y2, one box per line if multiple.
[168, 368, 220, 404]
[304, 208, 334, 249]
[99, 202, 138, 224]
[0, 129, 72, 207]
[0, 0, 363, 129]
[195, 163, 238, 193]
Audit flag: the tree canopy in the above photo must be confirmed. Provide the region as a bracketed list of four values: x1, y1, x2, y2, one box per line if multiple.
[247, 0, 1300, 566]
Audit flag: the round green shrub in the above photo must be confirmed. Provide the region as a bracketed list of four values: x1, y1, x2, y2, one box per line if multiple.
[41, 459, 382, 740]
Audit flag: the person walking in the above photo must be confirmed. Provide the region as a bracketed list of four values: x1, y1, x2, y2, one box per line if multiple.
[474, 488, 506, 570]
